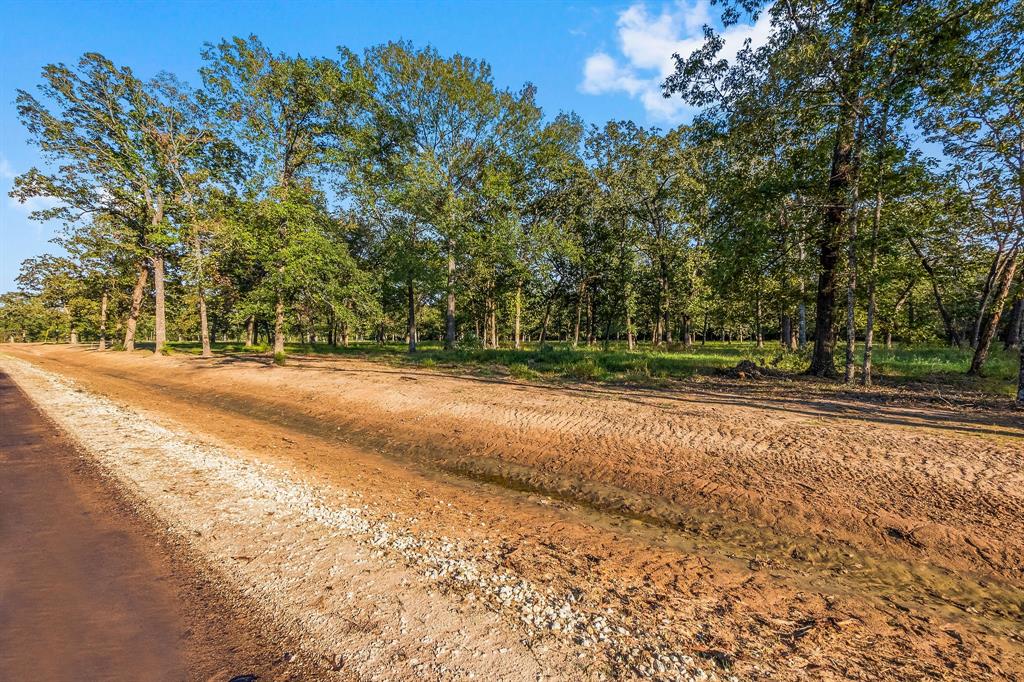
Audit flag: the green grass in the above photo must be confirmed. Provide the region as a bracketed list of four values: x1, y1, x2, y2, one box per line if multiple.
[165, 338, 1019, 396]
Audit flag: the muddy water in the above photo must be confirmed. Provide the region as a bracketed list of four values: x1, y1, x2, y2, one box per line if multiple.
[86, 365, 1024, 644]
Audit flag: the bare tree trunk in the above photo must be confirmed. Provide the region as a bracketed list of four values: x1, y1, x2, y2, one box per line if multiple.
[407, 275, 417, 353]
[539, 294, 553, 345]
[124, 261, 148, 352]
[489, 296, 498, 349]
[862, 285, 877, 386]
[625, 300, 635, 351]
[445, 243, 457, 350]
[69, 321, 78, 345]
[844, 162, 862, 383]
[152, 254, 167, 354]
[755, 297, 764, 349]
[586, 291, 596, 346]
[969, 251, 1018, 376]
[781, 315, 792, 350]
[971, 248, 1005, 348]
[861, 187, 882, 385]
[572, 281, 585, 348]
[514, 283, 522, 349]
[273, 293, 285, 356]
[199, 292, 212, 358]
[246, 316, 255, 347]
[797, 242, 807, 348]
[623, 282, 636, 350]
[98, 291, 109, 351]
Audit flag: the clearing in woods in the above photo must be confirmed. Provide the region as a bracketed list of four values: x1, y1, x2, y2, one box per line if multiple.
[1, 343, 1021, 680]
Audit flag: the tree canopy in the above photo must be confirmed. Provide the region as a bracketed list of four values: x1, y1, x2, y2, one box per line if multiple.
[6, 14, 1023, 402]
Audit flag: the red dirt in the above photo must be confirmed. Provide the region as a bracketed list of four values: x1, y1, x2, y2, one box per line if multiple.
[5, 343, 1023, 680]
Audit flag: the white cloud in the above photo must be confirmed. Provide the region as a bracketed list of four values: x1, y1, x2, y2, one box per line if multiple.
[581, 52, 645, 96]
[579, 0, 773, 123]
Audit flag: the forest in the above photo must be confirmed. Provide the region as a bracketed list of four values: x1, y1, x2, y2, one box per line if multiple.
[3, 0, 1023, 402]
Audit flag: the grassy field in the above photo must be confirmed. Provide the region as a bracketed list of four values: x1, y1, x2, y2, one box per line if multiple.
[164, 339, 1021, 396]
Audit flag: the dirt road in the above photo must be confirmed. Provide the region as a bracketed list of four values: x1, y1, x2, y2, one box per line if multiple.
[2, 344, 1022, 680]
[0, 369, 323, 682]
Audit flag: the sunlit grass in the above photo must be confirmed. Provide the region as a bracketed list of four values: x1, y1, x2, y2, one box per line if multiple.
[166, 338, 1019, 396]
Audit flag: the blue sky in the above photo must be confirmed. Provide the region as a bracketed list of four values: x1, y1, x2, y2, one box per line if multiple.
[0, 0, 765, 292]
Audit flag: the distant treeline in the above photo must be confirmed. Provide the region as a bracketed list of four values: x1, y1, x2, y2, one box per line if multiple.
[2, 1, 1023, 400]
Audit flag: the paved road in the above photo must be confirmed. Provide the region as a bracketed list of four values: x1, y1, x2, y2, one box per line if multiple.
[0, 370, 188, 681]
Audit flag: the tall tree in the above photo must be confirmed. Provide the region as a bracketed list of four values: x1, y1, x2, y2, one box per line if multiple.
[201, 35, 352, 357]
[352, 42, 541, 349]
[11, 53, 182, 352]
[924, 2, 1023, 380]
[665, 0, 991, 376]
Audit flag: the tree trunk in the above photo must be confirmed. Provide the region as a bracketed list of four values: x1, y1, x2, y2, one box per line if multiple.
[586, 291, 596, 346]
[809, 209, 843, 375]
[909, 237, 961, 346]
[844, 178, 861, 384]
[1004, 296, 1023, 350]
[755, 297, 764, 349]
[489, 296, 498, 349]
[861, 188, 882, 386]
[407, 275, 417, 353]
[1017, 340, 1024, 405]
[624, 283, 636, 350]
[626, 302, 635, 350]
[514, 283, 522, 350]
[69, 322, 78, 345]
[572, 281, 585, 347]
[123, 261, 148, 352]
[445, 243, 457, 350]
[969, 251, 1018, 376]
[98, 291, 109, 351]
[971, 248, 1005, 348]
[246, 315, 255, 347]
[152, 254, 167, 354]
[862, 280, 877, 386]
[781, 315, 792, 350]
[797, 242, 807, 348]
[539, 294, 553, 345]
[657, 255, 671, 345]
[808, 0, 869, 377]
[273, 293, 285, 356]
[199, 292, 212, 358]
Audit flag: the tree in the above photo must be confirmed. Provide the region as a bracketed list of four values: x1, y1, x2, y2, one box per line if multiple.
[352, 42, 542, 349]
[201, 35, 354, 357]
[924, 2, 1023, 380]
[665, 0, 992, 376]
[11, 53, 185, 352]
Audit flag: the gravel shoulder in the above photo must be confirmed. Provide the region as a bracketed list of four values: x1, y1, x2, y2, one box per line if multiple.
[3, 344, 1022, 680]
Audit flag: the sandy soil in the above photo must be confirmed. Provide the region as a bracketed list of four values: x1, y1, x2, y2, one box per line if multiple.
[2, 343, 1022, 680]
